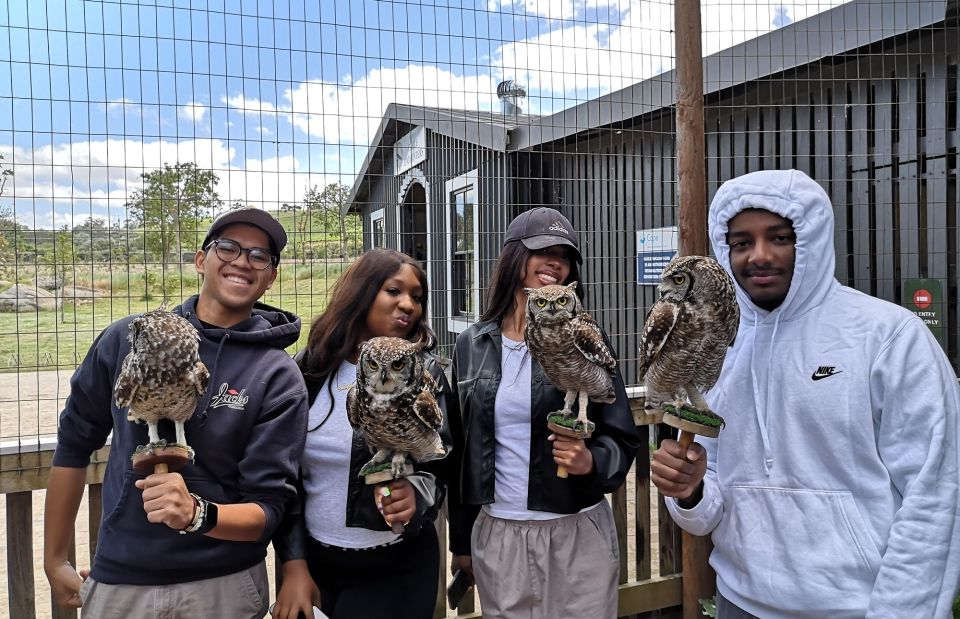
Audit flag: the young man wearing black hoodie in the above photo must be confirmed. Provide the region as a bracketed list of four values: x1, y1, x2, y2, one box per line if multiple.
[44, 208, 308, 618]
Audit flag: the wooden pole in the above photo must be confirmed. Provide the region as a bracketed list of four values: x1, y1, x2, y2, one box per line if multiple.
[676, 0, 708, 258]
[674, 1, 716, 618]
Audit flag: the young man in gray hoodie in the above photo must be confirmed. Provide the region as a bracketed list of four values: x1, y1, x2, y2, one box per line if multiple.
[45, 208, 308, 618]
[652, 169, 960, 618]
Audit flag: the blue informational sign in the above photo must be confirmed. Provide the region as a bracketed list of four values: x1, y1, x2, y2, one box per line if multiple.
[636, 227, 678, 285]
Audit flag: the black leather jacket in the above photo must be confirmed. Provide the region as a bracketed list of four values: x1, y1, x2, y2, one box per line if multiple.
[273, 349, 453, 562]
[446, 320, 641, 555]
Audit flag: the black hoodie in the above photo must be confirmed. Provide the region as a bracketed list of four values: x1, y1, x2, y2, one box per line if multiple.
[53, 295, 308, 585]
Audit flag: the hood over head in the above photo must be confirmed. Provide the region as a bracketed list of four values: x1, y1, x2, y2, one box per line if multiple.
[708, 169, 837, 321]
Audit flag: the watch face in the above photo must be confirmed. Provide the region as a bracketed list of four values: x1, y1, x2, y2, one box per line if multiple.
[202, 500, 218, 533]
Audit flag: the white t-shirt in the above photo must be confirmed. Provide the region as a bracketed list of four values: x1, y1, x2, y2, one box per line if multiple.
[488, 334, 565, 521]
[301, 360, 399, 548]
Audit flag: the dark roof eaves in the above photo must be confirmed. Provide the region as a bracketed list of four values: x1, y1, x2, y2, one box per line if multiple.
[510, 0, 947, 151]
[347, 103, 524, 209]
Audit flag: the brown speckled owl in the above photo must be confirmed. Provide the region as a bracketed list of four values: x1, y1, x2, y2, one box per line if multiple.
[114, 306, 209, 450]
[525, 282, 617, 432]
[638, 255, 739, 413]
[347, 336, 446, 478]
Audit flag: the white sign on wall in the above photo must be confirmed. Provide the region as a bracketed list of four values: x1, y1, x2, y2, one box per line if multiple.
[394, 126, 427, 174]
[636, 226, 678, 285]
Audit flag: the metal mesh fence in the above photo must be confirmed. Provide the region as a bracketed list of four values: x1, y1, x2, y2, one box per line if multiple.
[0, 0, 955, 454]
[0, 0, 958, 613]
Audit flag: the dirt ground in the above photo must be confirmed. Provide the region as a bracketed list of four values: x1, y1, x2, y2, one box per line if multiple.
[0, 370, 73, 441]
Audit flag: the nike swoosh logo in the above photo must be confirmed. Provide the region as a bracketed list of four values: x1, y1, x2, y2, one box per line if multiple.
[811, 369, 842, 381]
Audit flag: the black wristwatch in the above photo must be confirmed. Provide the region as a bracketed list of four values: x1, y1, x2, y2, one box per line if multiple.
[179, 493, 219, 535]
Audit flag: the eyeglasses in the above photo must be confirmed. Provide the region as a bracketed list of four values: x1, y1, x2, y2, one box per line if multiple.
[205, 238, 277, 270]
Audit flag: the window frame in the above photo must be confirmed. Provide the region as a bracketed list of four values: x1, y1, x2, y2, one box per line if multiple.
[444, 170, 479, 334]
[370, 208, 386, 248]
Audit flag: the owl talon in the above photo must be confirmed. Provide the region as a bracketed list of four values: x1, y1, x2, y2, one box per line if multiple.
[391, 453, 410, 478]
[552, 408, 575, 420]
[573, 419, 596, 435]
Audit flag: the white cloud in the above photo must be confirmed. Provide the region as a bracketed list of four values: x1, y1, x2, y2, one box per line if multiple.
[107, 97, 137, 112]
[487, 0, 576, 21]
[487, 0, 626, 21]
[255, 126, 273, 136]
[225, 94, 282, 118]
[1, 138, 342, 227]
[224, 2, 850, 143]
[489, 0, 850, 113]
[224, 65, 499, 146]
[180, 102, 208, 122]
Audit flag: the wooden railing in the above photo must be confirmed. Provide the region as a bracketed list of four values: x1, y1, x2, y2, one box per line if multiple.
[1, 393, 710, 619]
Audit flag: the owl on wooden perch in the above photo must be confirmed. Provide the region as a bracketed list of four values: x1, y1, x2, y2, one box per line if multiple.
[114, 305, 209, 462]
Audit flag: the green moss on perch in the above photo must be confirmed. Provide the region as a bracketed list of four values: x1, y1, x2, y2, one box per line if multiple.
[546, 412, 579, 428]
[359, 460, 394, 476]
[662, 403, 725, 429]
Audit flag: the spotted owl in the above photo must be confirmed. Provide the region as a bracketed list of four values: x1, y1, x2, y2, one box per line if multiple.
[525, 282, 617, 433]
[638, 255, 739, 414]
[347, 336, 446, 479]
[114, 306, 210, 450]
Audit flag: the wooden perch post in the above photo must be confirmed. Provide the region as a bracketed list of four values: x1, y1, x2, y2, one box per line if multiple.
[674, 0, 717, 617]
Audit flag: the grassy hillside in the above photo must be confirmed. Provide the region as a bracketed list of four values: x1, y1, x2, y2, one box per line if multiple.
[0, 259, 350, 371]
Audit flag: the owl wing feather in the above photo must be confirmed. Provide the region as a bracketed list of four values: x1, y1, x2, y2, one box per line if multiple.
[421, 367, 439, 393]
[638, 299, 683, 379]
[190, 361, 210, 396]
[571, 313, 617, 370]
[413, 384, 443, 431]
[346, 386, 361, 428]
[114, 356, 139, 409]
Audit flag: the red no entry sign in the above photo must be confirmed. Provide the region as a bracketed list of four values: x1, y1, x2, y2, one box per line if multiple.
[914, 289, 932, 309]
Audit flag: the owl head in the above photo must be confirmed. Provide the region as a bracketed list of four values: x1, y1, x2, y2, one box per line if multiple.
[524, 282, 582, 326]
[657, 255, 734, 303]
[356, 336, 425, 395]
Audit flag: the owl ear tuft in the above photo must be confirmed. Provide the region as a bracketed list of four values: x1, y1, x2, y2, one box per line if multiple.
[523, 287, 534, 296]
[566, 281, 578, 290]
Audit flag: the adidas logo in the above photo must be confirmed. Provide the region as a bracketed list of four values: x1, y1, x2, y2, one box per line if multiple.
[811, 366, 841, 381]
[548, 221, 569, 234]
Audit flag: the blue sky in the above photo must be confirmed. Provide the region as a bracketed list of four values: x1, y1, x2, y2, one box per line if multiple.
[0, 0, 847, 228]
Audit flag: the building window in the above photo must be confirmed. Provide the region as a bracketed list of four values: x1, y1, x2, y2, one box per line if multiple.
[445, 171, 479, 333]
[452, 187, 475, 316]
[371, 208, 385, 248]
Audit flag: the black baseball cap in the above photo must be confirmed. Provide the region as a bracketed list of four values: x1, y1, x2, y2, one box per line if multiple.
[202, 207, 287, 260]
[503, 207, 582, 264]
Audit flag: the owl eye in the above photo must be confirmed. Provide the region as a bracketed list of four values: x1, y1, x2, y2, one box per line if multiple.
[367, 360, 379, 371]
[535, 298, 547, 308]
[391, 360, 405, 371]
[556, 297, 568, 306]
[672, 275, 686, 285]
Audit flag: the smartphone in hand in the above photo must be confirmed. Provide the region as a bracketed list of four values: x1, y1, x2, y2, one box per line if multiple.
[447, 569, 475, 610]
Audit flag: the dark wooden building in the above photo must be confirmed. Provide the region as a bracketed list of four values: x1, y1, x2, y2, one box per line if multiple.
[347, 0, 960, 376]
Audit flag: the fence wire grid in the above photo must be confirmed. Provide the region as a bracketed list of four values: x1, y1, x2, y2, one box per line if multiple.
[0, 0, 958, 614]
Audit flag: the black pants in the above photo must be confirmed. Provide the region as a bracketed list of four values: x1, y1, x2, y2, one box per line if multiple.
[305, 527, 439, 619]
[716, 591, 760, 619]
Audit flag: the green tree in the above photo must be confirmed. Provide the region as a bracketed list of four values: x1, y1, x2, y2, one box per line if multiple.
[109, 219, 132, 263]
[0, 154, 25, 277]
[73, 216, 109, 262]
[36, 225, 76, 321]
[302, 182, 351, 259]
[125, 162, 222, 263]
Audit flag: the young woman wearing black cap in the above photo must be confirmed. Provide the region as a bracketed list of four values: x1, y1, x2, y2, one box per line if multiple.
[446, 207, 640, 618]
